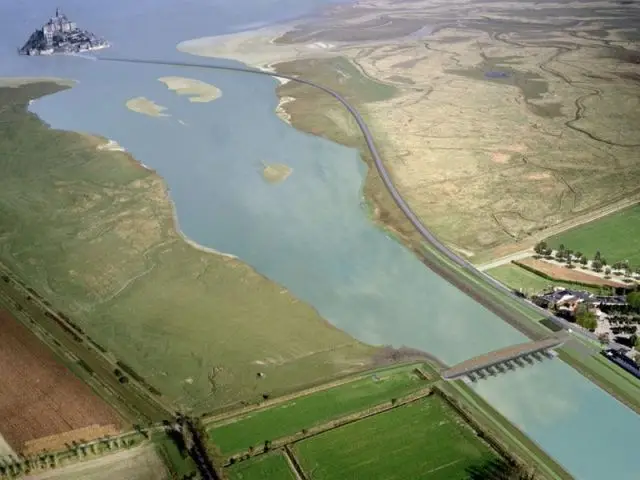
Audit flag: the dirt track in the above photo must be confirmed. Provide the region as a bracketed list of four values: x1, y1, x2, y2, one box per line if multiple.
[25, 445, 168, 480]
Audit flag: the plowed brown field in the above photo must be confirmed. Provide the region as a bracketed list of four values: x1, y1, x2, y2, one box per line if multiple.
[0, 310, 122, 454]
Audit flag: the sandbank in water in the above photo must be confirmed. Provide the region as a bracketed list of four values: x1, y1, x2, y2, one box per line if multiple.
[125, 97, 169, 117]
[158, 76, 222, 103]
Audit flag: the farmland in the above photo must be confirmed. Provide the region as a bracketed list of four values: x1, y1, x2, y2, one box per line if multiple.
[208, 364, 426, 455]
[0, 81, 377, 414]
[0, 310, 121, 454]
[516, 258, 626, 288]
[546, 204, 640, 267]
[214, 373, 571, 479]
[293, 396, 496, 480]
[27, 445, 169, 480]
[227, 452, 296, 480]
[487, 263, 602, 296]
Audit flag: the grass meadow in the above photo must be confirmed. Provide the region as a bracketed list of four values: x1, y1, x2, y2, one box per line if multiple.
[227, 452, 295, 480]
[547, 205, 640, 266]
[293, 395, 495, 480]
[208, 364, 425, 455]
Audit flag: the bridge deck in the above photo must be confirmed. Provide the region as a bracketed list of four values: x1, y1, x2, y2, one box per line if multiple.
[442, 338, 564, 379]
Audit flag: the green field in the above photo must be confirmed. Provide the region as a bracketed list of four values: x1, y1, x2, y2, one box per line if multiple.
[208, 364, 425, 455]
[293, 396, 495, 480]
[487, 263, 601, 295]
[547, 205, 640, 266]
[227, 452, 295, 480]
[0, 82, 376, 414]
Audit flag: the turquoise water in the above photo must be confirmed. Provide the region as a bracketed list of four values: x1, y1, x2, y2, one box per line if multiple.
[1, 1, 639, 478]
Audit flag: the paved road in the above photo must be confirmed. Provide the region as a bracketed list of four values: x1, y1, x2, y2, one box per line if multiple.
[99, 56, 621, 351]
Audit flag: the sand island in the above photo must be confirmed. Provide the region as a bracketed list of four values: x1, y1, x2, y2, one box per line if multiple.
[125, 97, 169, 117]
[262, 162, 292, 183]
[158, 76, 222, 103]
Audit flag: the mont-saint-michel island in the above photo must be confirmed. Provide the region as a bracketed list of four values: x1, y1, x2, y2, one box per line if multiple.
[18, 8, 109, 56]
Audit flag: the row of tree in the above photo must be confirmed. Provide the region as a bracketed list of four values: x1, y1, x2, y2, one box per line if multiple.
[611, 325, 637, 335]
[0, 434, 141, 478]
[534, 241, 640, 277]
[608, 315, 640, 325]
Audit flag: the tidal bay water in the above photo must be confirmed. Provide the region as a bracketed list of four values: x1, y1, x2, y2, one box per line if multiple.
[0, 1, 638, 478]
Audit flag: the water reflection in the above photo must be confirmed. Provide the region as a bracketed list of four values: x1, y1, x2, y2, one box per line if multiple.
[474, 361, 640, 479]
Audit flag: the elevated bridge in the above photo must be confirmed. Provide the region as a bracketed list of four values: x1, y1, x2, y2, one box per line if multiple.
[442, 338, 565, 381]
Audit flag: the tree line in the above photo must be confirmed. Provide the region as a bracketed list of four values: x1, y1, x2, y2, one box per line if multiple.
[534, 241, 640, 279]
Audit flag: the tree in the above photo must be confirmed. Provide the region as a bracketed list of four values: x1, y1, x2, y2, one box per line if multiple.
[592, 259, 603, 272]
[579, 256, 588, 266]
[628, 291, 640, 311]
[604, 267, 611, 277]
[575, 304, 597, 331]
[534, 241, 547, 255]
[594, 250, 601, 261]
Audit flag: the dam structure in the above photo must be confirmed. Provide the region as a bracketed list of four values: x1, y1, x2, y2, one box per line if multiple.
[442, 338, 565, 381]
